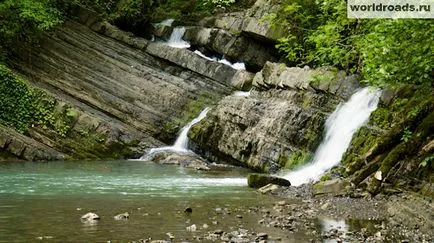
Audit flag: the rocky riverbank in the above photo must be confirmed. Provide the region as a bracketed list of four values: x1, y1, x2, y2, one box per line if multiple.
[128, 187, 433, 243]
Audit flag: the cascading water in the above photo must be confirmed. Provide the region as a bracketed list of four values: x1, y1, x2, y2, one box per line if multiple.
[233, 89, 252, 97]
[194, 50, 246, 70]
[282, 87, 381, 186]
[160, 18, 174, 26]
[140, 108, 210, 157]
[218, 58, 246, 70]
[167, 27, 191, 48]
[173, 107, 210, 149]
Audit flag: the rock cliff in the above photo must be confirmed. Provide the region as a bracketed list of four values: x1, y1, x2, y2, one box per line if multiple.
[188, 62, 360, 172]
[2, 6, 253, 161]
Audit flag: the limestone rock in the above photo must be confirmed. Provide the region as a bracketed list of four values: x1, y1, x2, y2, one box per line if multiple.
[254, 62, 359, 99]
[81, 212, 100, 222]
[258, 184, 280, 194]
[146, 42, 237, 86]
[312, 179, 351, 196]
[247, 173, 291, 188]
[11, 12, 233, 160]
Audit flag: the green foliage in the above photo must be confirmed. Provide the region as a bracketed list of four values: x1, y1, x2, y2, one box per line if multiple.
[359, 20, 433, 86]
[0, 64, 70, 136]
[0, 0, 63, 62]
[279, 150, 313, 170]
[273, 0, 433, 87]
[0, 0, 62, 43]
[401, 128, 413, 142]
[202, 0, 235, 10]
[420, 155, 433, 168]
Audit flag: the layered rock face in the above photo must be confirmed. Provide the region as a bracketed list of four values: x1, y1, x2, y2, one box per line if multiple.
[3, 7, 254, 161]
[155, 0, 284, 72]
[189, 62, 360, 172]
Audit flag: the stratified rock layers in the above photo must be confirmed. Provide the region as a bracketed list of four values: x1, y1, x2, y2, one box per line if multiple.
[189, 62, 360, 172]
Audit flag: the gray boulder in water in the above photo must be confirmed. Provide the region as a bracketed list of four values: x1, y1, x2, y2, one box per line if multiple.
[114, 212, 130, 220]
[247, 173, 291, 188]
[81, 212, 100, 222]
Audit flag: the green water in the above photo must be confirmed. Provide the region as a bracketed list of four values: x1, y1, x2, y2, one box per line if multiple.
[0, 160, 296, 242]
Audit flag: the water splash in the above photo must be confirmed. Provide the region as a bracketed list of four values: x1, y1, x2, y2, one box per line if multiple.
[194, 50, 216, 61]
[160, 18, 174, 26]
[233, 89, 251, 97]
[282, 87, 381, 186]
[218, 58, 246, 70]
[194, 50, 246, 70]
[141, 108, 210, 158]
[167, 27, 190, 48]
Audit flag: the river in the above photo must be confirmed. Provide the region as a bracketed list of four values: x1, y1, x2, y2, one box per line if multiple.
[0, 160, 307, 242]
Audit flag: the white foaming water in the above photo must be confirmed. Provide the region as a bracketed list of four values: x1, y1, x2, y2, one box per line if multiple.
[160, 18, 174, 26]
[282, 87, 381, 186]
[173, 107, 210, 149]
[194, 50, 246, 70]
[233, 90, 251, 97]
[141, 108, 210, 157]
[167, 27, 190, 48]
[194, 50, 217, 61]
[218, 58, 246, 70]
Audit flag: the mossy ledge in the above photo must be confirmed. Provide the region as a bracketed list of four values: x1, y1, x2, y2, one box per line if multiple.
[342, 84, 434, 195]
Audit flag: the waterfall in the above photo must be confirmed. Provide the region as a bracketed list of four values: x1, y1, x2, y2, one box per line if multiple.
[141, 108, 210, 157]
[167, 27, 190, 48]
[194, 50, 246, 70]
[282, 87, 381, 186]
[173, 107, 210, 149]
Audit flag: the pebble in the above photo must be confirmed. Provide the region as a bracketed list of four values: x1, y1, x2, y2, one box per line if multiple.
[186, 224, 196, 232]
[184, 207, 192, 213]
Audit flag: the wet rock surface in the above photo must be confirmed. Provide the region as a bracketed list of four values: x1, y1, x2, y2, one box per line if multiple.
[189, 62, 358, 172]
[247, 173, 291, 188]
[148, 151, 212, 171]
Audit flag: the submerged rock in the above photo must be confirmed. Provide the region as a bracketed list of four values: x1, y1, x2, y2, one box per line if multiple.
[81, 212, 100, 222]
[247, 173, 291, 188]
[114, 212, 129, 220]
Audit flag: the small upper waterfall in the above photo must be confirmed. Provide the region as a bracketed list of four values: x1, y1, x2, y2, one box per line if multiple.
[160, 18, 174, 26]
[173, 107, 210, 150]
[141, 108, 210, 157]
[194, 50, 246, 70]
[283, 87, 381, 186]
[167, 27, 190, 48]
[218, 58, 246, 70]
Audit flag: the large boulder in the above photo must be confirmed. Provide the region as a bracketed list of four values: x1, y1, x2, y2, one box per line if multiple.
[247, 173, 291, 188]
[312, 179, 351, 196]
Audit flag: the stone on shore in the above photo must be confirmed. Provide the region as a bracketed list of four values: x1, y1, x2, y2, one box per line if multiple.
[247, 173, 291, 188]
[312, 178, 351, 196]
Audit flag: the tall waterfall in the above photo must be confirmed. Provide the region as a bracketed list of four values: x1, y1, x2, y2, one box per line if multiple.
[283, 87, 381, 186]
[167, 27, 190, 48]
[141, 108, 210, 157]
